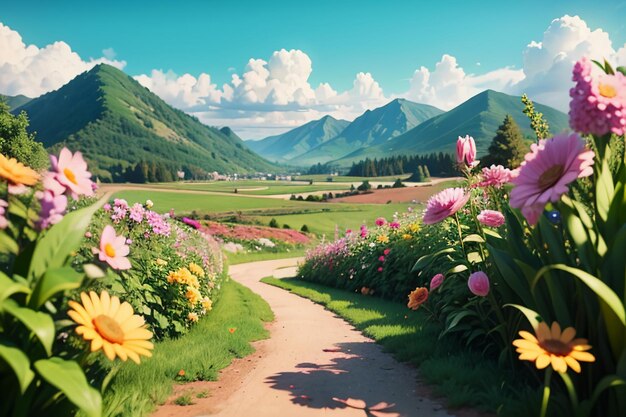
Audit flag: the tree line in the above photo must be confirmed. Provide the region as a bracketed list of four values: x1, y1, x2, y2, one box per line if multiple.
[347, 152, 456, 177]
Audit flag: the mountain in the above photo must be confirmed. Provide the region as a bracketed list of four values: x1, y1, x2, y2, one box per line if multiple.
[290, 99, 444, 166]
[14, 64, 275, 180]
[246, 115, 350, 163]
[1, 94, 32, 111]
[335, 90, 569, 166]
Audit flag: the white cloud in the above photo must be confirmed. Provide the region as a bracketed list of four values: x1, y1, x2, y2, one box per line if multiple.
[0, 23, 126, 98]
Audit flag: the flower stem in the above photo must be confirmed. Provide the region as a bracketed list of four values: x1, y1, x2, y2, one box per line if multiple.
[454, 213, 466, 257]
[540, 367, 553, 417]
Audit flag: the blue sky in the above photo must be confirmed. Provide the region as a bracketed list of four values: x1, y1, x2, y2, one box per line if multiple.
[1, 1, 625, 138]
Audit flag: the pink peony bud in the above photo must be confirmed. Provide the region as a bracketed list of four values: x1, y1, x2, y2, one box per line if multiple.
[468, 271, 490, 296]
[430, 273, 445, 290]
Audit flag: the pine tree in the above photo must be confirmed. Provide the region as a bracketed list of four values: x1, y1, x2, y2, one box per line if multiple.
[423, 165, 431, 179]
[484, 114, 529, 168]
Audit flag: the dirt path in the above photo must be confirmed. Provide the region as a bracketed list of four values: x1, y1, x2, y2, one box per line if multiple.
[153, 258, 462, 417]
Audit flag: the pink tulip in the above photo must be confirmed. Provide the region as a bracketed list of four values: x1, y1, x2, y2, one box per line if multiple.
[96, 225, 131, 270]
[468, 271, 490, 296]
[456, 135, 477, 166]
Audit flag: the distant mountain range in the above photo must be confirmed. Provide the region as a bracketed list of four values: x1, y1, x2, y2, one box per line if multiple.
[1, 94, 32, 111]
[248, 90, 568, 168]
[11, 64, 275, 180]
[247, 115, 349, 163]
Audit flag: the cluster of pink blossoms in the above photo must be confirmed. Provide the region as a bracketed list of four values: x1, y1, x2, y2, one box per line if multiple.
[569, 57, 626, 136]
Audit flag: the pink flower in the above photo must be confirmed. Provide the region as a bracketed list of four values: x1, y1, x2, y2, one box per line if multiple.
[479, 165, 513, 188]
[50, 148, 94, 199]
[8, 184, 29, 195]
[377, 267, 383, 272]
[85, 231, 92, 238]
[468, 271, 490, 296]
[375, 217, 386, 227]
[0, 199, 8, 229]
[430, 273, 444, 291]
[360, 225, 368, 238]
[569, 57, 626, 136]
[103, 203, 112, 212]
[423, 187, 470, 224]
[389, 221, 400, 229]
[510, 132, 594, 225]
[477, 210, 505, 228]
[129, 203, 145, 222]
[35, 190, 68, 230]
[96, 225, 131, 270]
[383, 248, 390, 255]
[378, 255, 385, 262]
[456, 135, 477, 166]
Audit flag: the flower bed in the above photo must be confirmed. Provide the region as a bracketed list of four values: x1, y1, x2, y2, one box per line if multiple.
[298, 58, 626, 416]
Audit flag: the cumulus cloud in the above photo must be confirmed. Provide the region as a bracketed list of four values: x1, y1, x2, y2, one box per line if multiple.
[0, 23, 126, 98]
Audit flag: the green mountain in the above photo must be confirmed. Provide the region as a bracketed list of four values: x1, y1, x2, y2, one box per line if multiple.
[1, 94, 32, 111]
[14, 64, 275, 181]
[290, 98, 443, 166]
[246, 115, 349, 163]
[335, 90, 569, 167]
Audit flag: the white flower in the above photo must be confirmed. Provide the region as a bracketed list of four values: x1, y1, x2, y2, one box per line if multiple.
[146, 199, 154, 208]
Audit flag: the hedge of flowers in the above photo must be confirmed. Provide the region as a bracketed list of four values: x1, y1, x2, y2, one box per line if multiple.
[0, 148, 224, 416]
[298, 58, 626, 416]
[200, 220, 310, 254]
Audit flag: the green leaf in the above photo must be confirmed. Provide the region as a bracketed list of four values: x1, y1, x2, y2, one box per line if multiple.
[589, 375, 625, 409]
[505, 304, 541, 329]
[446, 264, 468, 275]
[617, 66, 626, 76]
[462, 234, 485, 243]
[35, 358, 102, 417]
[411, 247, 455, 273]
[0, 342, 35, 393]
[596, 150, 614, 223]
[0, 231, 19, 254]
[1, 299, 55, 355]
[533, 264, 626, 326]
[466, 251, 483, 264]
[603, 58, 615, 75]
[29, 267, 84, 309]
[28, 195, 108, 282]
[0, 271, 30, 303]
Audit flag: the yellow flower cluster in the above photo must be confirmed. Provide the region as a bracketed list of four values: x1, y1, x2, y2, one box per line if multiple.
[186, 286, 201, 305]
[376, 234, 390, 244]
[188, 262, 205, 278]
[408, 223, 420, 233]
[167, 267, 199, 288]
[402, 234, 412, 240]
[201, 297, 212, 311]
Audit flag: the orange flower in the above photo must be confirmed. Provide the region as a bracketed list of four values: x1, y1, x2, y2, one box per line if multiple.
[0, 154, 39, 186]
[178, 369, 186, 376]
[360, 287, 370, 295]
[513, 322, 595, 373]
[407, 287, 428, 310]
[228, 327, 237, 334]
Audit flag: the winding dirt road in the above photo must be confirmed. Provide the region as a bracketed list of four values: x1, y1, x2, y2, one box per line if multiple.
[152, 258, 460, 417]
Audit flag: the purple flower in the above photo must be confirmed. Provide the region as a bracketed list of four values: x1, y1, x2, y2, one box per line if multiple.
[430, 273, 444, 290]
[36, 190, 68, 230]
[129, 203, 145, 223]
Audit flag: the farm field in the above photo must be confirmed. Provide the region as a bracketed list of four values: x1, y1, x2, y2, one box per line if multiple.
[147, 180, 352, 195]
[293, 174, 412, 182]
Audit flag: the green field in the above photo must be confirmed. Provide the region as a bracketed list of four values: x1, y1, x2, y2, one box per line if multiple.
[112, 189, 415, 236]
[294, 174, 411, 183]
[147, 180, 351, 195]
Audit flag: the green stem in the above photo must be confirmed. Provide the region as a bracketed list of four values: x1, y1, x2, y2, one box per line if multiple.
[540, 367, 553, 417]
[454, 213, 466, 258]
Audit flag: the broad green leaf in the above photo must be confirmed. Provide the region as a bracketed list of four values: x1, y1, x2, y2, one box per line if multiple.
[1, 299, 55, 355]
[0, 272, 30, 303]
[446, 264, 468, 275]
[411, 247, 455, 273]
[482, 228, 502, 240]
[83, 264, 106, 279]
[533, 265, 626, 326]
[596, 151, 614, 223]
[28, 195, 108, 282]
[466, 251, 483, 264]
[589, 375, 625, 409]
[487, 246, 536, 308]
[35, 358, 102, 417]
[505, 304, 541, 329]
[29, 267, 84, 309]
[462, 234, 485, 243]
[617, 66, 626, 76]
[0, 342, 34, 393]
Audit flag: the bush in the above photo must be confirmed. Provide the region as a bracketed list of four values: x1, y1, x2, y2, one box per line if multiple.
[269, 218, 279, 228]
[282, 224, 291, 229]
[357, 180, 371, 191]
[300, 224, 310, 232]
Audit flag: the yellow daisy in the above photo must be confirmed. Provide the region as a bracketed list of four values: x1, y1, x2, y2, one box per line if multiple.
[512, 322, 595, 373]
[0, 153, 40, 186]
[68, 291, 153, 364]
[402, 233, 412, 240]
[376, 234, 389, 244]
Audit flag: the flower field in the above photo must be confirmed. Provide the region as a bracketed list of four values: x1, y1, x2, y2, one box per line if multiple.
[0, 148, 225, 416]
[297, 59, 626, 416]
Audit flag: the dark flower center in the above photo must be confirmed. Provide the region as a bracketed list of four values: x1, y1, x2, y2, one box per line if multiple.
[540, 339, 572, 356]
[538, 164, 564, 190]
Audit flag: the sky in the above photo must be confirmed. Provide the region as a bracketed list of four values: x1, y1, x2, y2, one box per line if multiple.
[1, 0, 626, 138]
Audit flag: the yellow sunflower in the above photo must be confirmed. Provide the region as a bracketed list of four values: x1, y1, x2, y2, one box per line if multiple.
[68, 291, 154, 364]
[512, 322, 595, 373]
[0, 154, 40, 186]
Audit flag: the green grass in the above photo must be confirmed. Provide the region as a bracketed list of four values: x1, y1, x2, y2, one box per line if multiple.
[261, 277, 538, 415]
[103, 279, 274, 417]
[112, 189, 414, 236]
[226, 248, 308, 265]
[147, 180, 351, 195]
[294, 174, 411, 183]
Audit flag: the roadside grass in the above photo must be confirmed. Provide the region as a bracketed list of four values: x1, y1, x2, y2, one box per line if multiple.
[225, 248, 308, 265]
[102, 279, 274, 417]
[261, 277, 540, 415]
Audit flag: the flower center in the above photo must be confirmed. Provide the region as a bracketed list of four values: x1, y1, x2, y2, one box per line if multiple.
[104, 243, 116, 257]
[93, 314, 124, 344]
[540, 339, 572, 356]
[598, 83, 617, 99]
[63, 168, 78, 185]
[538, 164, 564, 190]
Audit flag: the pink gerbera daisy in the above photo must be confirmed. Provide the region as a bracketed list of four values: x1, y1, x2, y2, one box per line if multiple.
[422, 187, 470, 224]
[96, 225, 131, 270]
[51, 148, 94, 199]
[510, 133, 594, 225]
[479, 165, 513, 188]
